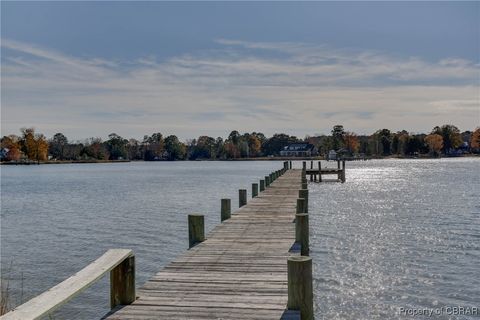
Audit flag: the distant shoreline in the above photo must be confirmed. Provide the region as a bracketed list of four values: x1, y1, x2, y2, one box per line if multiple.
[1, 154, 478, 165]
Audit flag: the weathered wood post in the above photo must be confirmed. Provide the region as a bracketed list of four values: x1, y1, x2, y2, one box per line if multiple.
[299, 189, 308, 213]
[110, 254, 135, 308]
[302, 161, 306, 171]
[287, 256, 313, 320]
[188, 214, 205, 249]
[265, 176, 270, 187]
[337, 159, 341, 180]
[221, 198, 231, 222]
[302, 181, 308, 190]
[260, 179, 265, 191]
[289, 160, 292, 169]
[296, 198, 306, 214]
[239, 189, 247, 207]
[310, 160, 313, 169]
[318, 161, 322, 182]
[252, 183, 258, 198]
[295, 213, 309, 256]
[341, 160, 346, 183]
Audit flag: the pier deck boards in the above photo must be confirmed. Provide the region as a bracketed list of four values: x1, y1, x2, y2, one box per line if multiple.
[104, 170, 302, 320]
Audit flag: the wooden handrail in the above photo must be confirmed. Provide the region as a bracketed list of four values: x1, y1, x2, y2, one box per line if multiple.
[1, 249, 135, 320]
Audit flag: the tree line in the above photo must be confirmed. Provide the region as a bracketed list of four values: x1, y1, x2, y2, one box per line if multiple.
[1, 125, 479, 162]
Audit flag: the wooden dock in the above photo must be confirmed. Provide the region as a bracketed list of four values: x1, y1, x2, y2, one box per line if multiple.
[302, 160, 346, 183]
[104, 169, 304, 320]
[1, 162, 315, 320]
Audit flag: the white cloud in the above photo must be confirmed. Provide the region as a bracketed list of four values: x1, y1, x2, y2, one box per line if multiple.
[1, 38, 479, 140]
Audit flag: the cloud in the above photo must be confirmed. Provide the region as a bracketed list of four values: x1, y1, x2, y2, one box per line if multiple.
[1, 38, 479, 140]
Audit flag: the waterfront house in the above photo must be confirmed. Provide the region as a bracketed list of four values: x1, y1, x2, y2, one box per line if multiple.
[280, 143, 317, 157]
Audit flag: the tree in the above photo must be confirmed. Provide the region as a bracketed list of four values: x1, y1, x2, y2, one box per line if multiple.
[262, 133, 299, 156]
[190, 136, 216, 159]
[343, 132, 359, 154]
[143, 132, 165, 160]
[424, 134, 443, 156]
[405, 135, 425, 155]
[224, 142, 240, 159]
[470, 127, 480, 151]
[20, 128, 37, 160]
[214, 137, 225, 159]
[432, 125, 462, 154]
[374, 129, 392, 156]
[105, 133, 128, 160]
[65, 142, 84, 160]
[331, 125, 345, 150]
[82, 138, 108, 160]
[164, 135, 186, 160]
[35, 134, 49, 161]
[391, 131, 409, 156]
[19, 128, 49, 161]
[49, 133, 68, 160]
[1, 135, 22, 161]
[126, 139, 143, 160]
[248, 135, 262, 157]
[227, 131, 241, 145]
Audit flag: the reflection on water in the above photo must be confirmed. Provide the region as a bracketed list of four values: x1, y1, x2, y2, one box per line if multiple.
[1, 159, 479, 319]
[310, 159, 479, 319]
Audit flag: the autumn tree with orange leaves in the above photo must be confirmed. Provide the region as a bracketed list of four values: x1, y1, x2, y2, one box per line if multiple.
[1, 135, 22, 161]
[471, 128, 480, 150]
[20, 128, 49, 161]
[344, 132, 360, 154]
[425, 134, 443, 156]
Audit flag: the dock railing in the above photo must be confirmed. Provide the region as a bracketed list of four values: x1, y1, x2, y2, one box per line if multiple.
[0, 249, 135, 320]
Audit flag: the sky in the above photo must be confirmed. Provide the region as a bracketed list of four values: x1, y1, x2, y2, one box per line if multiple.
[1, 2, 479, 141]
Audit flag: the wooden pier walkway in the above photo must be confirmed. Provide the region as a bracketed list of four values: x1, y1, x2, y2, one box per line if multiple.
[2, 162, 320, 320]
[104, 169, 303, 320]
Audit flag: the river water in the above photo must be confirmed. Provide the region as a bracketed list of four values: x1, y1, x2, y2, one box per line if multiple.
[1, 159, 479, 319]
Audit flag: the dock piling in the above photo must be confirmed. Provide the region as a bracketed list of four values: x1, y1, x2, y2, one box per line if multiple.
[260, 179, 265, 191]
[110, 255, 135, 309]
[188, 214, 205, 249]
[221, 199, 231, 222]
[252, 183, 258, 198]
[295, 213, 309, 256]
[296, 198, 306, 214]
[239, 189, 247, 207]
[287, 256, 313, 320]
[318, 161, 322, 182]
[299, 189, 308, 213]
[265, 176, 270, 187]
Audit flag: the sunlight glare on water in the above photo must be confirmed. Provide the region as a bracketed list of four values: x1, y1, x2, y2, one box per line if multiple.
[309, 159, 479, 319]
